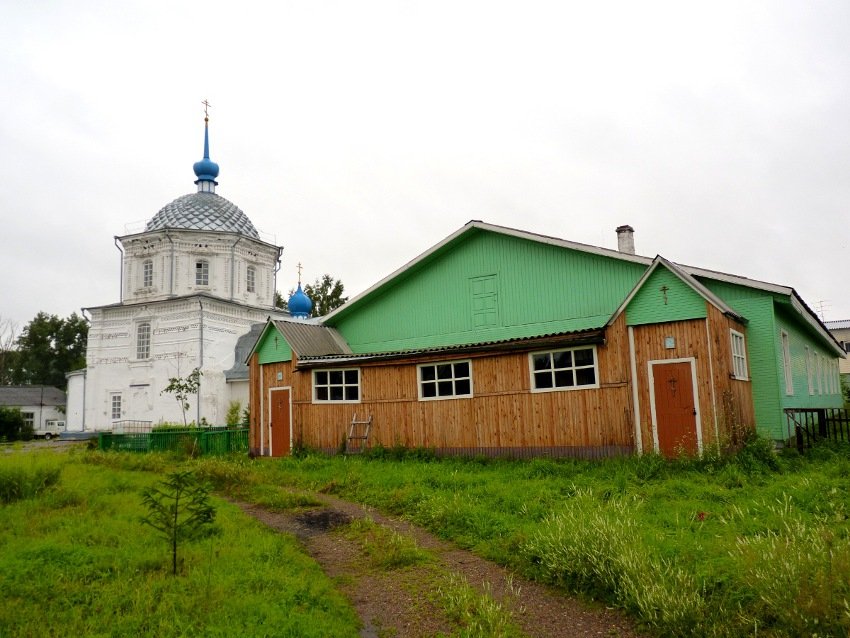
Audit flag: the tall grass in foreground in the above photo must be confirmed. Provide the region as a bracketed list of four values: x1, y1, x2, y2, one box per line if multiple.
[523, 489, 704, 634]
[0, 453, 62, 503]
[253, 439, 850, 637]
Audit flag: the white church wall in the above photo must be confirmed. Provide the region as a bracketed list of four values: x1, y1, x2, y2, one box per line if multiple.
[65, 370, 85, 431]
[84, 296, 279, 430]
[120, 230, 279, 308]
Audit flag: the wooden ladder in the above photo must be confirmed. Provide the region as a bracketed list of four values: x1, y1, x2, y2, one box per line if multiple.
[346, 412, 372, 454]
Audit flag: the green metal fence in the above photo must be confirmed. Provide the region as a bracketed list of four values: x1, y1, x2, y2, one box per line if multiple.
[98, 428, 249, 456]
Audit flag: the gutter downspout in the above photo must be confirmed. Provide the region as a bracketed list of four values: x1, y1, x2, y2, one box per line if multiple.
[229, 235, 244, 301]
[80, 308, 90, 432]
[113, 237, 124, 302]
[164, 230, 175, 296]
[273, 246, 282, 308]
[197, 297, 204, 425]
[81, 369, 87, 432]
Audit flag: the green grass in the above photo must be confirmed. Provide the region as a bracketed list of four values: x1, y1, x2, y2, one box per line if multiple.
[7, 441, 850, 637]
[0, 452, 63, 503]
[241, 439, 850, 637]
[0, 450, 360, 638]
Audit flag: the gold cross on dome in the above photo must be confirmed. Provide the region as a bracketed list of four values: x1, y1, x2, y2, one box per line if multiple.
[297, 262, 303, 284]
[202, 99, 212, 117]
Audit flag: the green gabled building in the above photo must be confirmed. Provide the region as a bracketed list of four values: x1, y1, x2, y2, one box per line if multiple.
[248, 221, 843, 457]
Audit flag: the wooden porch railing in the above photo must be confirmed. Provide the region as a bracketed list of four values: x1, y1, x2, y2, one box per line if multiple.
[784, 408, 850, 452]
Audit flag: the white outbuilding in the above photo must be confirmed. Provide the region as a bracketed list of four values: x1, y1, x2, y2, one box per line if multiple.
[67, 115, 285, 431]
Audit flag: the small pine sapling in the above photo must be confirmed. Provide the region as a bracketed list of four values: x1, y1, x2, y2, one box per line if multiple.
[141, 470, 216, 575]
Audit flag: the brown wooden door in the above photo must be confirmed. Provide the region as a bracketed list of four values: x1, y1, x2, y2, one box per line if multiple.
[270, 388, 290, 457]
[652, 362, 698, 456]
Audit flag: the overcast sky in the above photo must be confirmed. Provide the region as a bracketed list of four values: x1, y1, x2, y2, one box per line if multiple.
[2, 1, 849, 339]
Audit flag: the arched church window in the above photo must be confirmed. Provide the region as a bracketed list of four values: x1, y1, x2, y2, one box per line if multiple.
[195, 260, 209, 286]
[142, 259, 153, 288]
[136, 322, 151, 360]
[247, 266, 256, 293]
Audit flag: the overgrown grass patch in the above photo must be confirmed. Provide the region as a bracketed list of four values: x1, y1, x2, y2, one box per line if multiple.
[0, 452, 63, 503]
[434, 572, 522, 638]
[247, 438, 850, 637]
[343, 517, 431, 570]
[0, 453, 360, 638]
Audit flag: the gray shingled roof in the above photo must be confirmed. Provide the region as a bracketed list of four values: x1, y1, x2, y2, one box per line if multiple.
[0, 386, 66, 407]
[273, 320, 352, 358]
[225, 323, 267, 382]
[145, 192, 260, 239]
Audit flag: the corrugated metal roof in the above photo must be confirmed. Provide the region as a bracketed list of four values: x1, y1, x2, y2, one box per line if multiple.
[0, 386, 66, 407]
[825, 320, 850, 330]
[273, 320, 352, 358]
[296, 327, 605, 368]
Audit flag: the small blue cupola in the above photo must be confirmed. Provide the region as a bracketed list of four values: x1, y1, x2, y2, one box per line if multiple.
[193, 107, 220, 193]
[288, 264, 313, 319]
[289, 283, 313, 319]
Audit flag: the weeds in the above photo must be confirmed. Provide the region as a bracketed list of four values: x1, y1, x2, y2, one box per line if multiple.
[343, 518, 430, 569]
[523, 489, 704, 635]
[435, 573, 521, 638]
[0, 454, 63, 503]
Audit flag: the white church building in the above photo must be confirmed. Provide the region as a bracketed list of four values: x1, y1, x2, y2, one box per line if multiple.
[66, 115, 286, 431]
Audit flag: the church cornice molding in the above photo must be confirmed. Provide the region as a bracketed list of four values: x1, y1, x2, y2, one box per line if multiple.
[118, 227, 281, 253]
[85, 292, 284, 315]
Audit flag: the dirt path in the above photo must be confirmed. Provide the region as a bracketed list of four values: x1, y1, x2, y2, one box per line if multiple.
[233, 493, 641, 638]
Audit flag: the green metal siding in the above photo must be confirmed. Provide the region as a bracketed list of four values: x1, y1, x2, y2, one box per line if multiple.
[774, 305, 843, 416]
[256, 326, 292, 364]
[701, 279, 842, 438]
[332, 231, 647, 353]
[625, 267, 707, 326]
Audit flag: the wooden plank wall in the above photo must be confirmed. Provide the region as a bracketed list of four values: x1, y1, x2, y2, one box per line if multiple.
[253, 317, 636, 457]
[706, 305, 756, 446]
[630, 306, 755, 454]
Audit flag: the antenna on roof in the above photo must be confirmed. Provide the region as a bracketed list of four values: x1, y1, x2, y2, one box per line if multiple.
[814, 300, 830, 322]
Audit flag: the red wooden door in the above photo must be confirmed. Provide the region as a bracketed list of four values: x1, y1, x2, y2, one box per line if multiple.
[653, 362, 698, 456]
[269, 388, 290, 457]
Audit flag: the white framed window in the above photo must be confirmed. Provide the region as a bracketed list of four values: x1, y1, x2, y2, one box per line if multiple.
[142, 259, 153, 288]
[247, 266, 256, 293]
[817, 354, 824, 395]
[136, 322, 151, 360]
[730, 330, 748, 380]
[313, 369, 360, 403]
[195, 260, 209, 286]
[22, 411, 34, 429]
[781, 331, 793, 395]
[806, 347, 814, 395]
[530, 346, 599, 392]
[110, 394, 122, 420]
[418, 360, 472, 400]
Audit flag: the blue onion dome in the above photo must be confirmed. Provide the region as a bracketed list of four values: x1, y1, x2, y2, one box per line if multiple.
[193, 156, 219, 182]
[144, 113, 260, 239]
[194, 115, 219, 187]
[288, 283, 313, 319]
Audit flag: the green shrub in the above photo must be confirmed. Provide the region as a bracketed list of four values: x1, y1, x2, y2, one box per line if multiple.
[0, 407, 25, 442]
[225, 401, 242, 427]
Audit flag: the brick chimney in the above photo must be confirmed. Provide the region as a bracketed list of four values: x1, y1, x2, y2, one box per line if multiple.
[616, 225, 635, 255]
